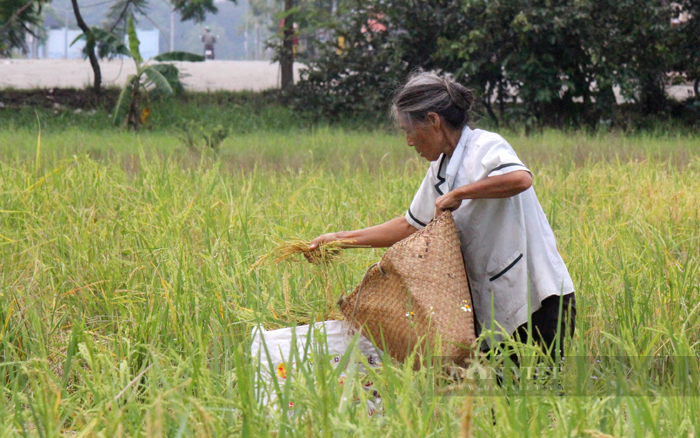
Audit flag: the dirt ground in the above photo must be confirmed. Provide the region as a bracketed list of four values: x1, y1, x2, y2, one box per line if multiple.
[0, 59, 301, 91]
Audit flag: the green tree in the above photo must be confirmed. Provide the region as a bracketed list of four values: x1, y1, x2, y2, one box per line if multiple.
[295, 0, 695, 127]
[0, 0, 50, 56]
[672, 0, 700, 98]
[591, 0, 677, 115]
[293, 0, 463, 119]
[438, 0, 601, 127]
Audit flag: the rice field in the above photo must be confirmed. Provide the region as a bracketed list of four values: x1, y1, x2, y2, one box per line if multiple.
[1, 126, 700, 437]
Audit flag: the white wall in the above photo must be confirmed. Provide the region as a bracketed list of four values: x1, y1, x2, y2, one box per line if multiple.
[44, 28, 159, 59]
[46, 29, 84, 59]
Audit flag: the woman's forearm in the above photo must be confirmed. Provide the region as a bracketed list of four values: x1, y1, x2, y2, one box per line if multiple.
[310, 217, 418, 250]
[453, 170, 532, 200]
[435, 170, 532, 213]
[337, 217, 418, 248]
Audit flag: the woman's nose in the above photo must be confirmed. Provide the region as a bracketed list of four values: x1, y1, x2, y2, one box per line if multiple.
[405, 133, 414, 146]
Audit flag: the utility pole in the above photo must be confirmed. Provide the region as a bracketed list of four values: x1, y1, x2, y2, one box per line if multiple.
[64, 8, 69, 58]
[255, 22, 260, 59]
[244, 17, 248, 60]
[170, 8, 175, 52]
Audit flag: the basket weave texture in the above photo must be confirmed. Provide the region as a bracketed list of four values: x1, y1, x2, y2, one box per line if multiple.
[338, 211, 476, 366]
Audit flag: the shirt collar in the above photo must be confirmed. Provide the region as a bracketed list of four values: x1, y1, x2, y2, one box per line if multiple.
[444, 126, 472, 191]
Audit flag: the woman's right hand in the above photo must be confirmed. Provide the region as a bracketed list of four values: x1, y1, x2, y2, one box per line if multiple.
[303, 217, 418, 263]
[309, 233, 340, 250]
[306, 232, 341, 262]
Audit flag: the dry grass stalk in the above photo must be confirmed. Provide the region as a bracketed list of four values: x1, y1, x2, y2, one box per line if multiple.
[583, 430, 615, 438]
[459, 394, 474, 438]
[282, 273, 291, 314]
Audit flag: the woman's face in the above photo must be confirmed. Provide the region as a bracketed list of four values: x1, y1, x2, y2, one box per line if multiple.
[402, 118, 445, 162]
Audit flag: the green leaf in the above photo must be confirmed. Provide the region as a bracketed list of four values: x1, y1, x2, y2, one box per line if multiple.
[61, 318, 82, 394]
[70, 27, 131, 59]
[113, 75, 136, 125]
[92, 27, 132, 58]
[152, 51, 205, 62]
[150, 63, 185, 95]
[143, 66, 174, 95]
[69, 33, 86, 47]
[127, 16, 142, 65]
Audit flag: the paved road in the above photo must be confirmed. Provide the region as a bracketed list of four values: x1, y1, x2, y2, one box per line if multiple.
[0, 59, 301, 91]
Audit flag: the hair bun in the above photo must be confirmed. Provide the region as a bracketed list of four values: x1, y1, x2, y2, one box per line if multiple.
[441, 77, 467, 111]
[452, 82, 474, 113]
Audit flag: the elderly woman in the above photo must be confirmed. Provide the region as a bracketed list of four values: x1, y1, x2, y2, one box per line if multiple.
[310, 72, 575, 361]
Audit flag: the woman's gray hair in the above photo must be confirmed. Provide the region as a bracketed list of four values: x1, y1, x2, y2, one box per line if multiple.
[391, 72, 474, 131]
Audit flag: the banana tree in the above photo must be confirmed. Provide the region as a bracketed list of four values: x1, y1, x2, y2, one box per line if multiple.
[113, 16, 204, 130]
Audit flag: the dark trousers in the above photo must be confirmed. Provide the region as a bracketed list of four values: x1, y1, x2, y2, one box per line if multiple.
[489, 293, 576, 422]
[493, 292, 576, 368]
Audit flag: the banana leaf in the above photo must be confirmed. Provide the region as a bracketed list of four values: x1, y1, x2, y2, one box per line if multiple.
[127, 17, 142, 65]
[143, 66, 174, 95]
[152, 51, 205, 62]
[150, 64, 185, 95]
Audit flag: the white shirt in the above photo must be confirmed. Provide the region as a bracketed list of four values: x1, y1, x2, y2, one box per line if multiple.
[405, 126, 574, 346]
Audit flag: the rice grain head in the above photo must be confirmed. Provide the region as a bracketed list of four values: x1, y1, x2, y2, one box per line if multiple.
[272, 238, 359, 265]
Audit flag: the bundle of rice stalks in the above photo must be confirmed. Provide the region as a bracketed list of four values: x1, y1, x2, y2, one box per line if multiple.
[272, 238, 357, 264]
[249, 238, 359, 271]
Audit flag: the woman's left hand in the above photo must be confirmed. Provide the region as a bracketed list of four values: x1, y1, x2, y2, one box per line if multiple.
[435, 191, 462, 215]
[434, 171, 533, 216]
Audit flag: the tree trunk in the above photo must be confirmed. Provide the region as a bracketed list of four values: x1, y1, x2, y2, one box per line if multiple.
[497, 77, 505, 121]
[71, 0, 101, 92]
[641, 77, 666, 115]
[483, 82, 499, 127]
[280, 0, 294, 90]
[127, 80, 140, 130]
[597, 80, 616, 122]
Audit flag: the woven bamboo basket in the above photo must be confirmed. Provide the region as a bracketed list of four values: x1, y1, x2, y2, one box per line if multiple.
[338, 211, 476, 368]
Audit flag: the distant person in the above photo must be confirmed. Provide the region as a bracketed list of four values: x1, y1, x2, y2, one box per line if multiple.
[277, 19, 299, 56]
[361, 11, 387, 34]
[293, 22, 299, 56]
[360, 9, 386, 45]
[200, 26, 218, 60]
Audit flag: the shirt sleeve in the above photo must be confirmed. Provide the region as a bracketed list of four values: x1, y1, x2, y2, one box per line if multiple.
[405, 166, 439, 229]
[478, 134, 531, 177]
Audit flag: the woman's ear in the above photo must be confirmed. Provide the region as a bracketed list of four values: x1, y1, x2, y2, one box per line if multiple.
[426, 112, 441, 130]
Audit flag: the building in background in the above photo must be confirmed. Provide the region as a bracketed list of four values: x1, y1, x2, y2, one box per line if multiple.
[20, 0, 252, 60]
[37, 29, 159, 59]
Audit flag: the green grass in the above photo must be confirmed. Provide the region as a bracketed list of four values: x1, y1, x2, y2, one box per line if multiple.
[0, 90, 364, 134]
[1, 126, 699, 436]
